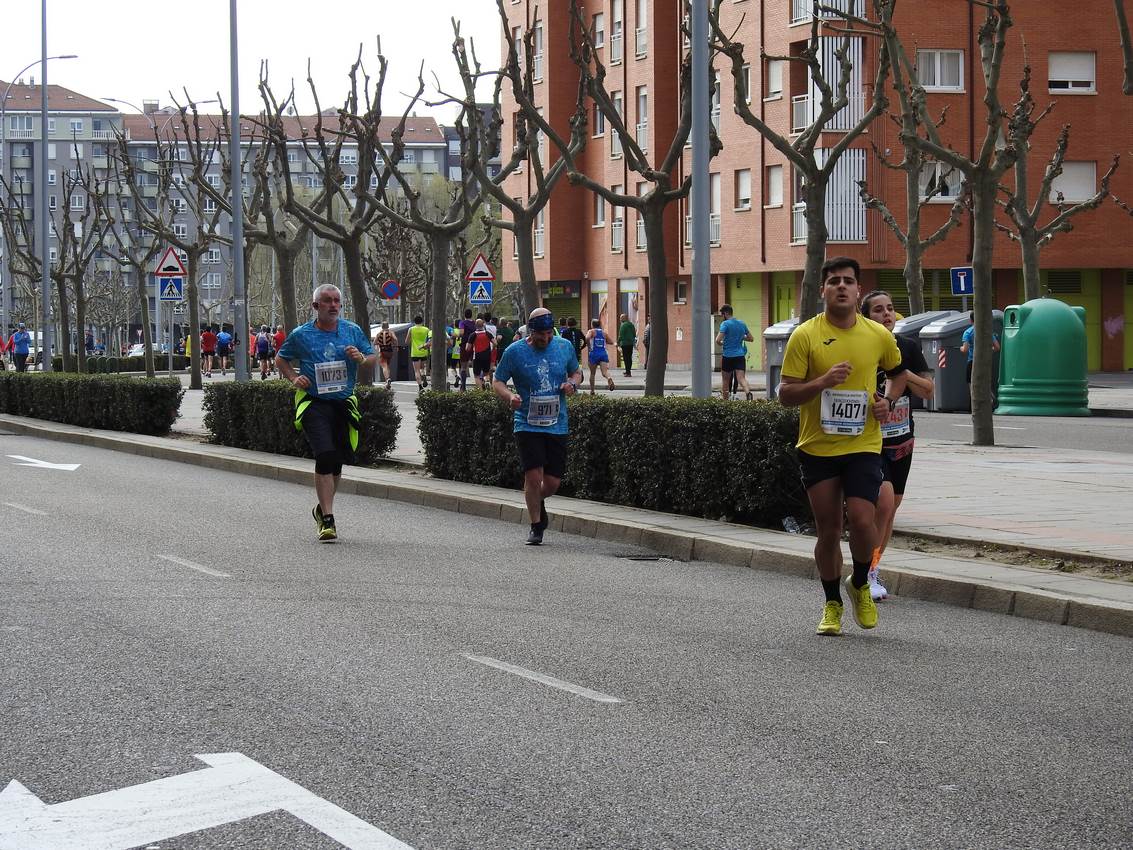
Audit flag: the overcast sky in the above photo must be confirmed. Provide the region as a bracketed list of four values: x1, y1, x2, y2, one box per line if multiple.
[2, 0, 503, 122]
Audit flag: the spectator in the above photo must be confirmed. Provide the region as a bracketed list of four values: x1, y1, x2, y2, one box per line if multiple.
[617, 313, 637, 377]
[11, 323, 31, 372]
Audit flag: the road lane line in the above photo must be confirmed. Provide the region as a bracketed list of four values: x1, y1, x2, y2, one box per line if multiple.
[3, 502, 48, 516]
[157, 554, 232, 578]
[462, 653, 623, 704]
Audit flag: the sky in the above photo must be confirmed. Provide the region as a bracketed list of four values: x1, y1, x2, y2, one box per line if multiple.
[1, 0, 503, 122]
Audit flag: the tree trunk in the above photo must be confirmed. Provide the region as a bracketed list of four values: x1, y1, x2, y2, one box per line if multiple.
[513, 217, 540, 318]
[276, 245, 300, 332]
[904, 167, 926, 314]
[75, 277, 87, 373]
[642, 205, 669, 397]
[799, 180, 829, 321]
[428, 233, 451, 391]
[970, 177, 997, 446]
[134, 271, 155, 378]
[54, 275, 74, 372]
[1020, 233, 1042, 301]
[343, 238, 369, 332]
[187, 254, 202, 390]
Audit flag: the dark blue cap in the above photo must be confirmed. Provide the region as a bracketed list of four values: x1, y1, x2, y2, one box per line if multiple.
[528, 313, 555, 331]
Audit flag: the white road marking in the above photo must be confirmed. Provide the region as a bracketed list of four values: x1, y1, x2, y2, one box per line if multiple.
[6, 454, 80, 471]
[462, 653, 624, 704]
[2, 502, 47, 516]
[157, 555, 231, 579]
[0, 752, 413, 850]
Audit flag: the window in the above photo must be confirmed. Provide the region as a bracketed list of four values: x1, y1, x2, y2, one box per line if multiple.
[765, 164, 783, 207]
[340, 149, 358, 165]
[203, 272, 222, 289]
[635, 0, 647, 58]
[171, 197, 186, 212]
[173, 223, 187, 239]
[50, 248, 58, 264]
[402, 150, 416, 163]
[287, 150, 299, 163]
[919, 161, 960, 201]
[766, 59, 784, 99]
[206, 174, 222, 188]
[734, 169, 752, 210]
[594, 193, 606, 226]
[636, 86, 648, 147]
[49, 194, 57, 210]
[512, 26, 524, 69]
[674, 280, 688, 304]
[917, 49, 963, 92]
[205, 248, 222, 264]
[9, 115, 32, 132]
[1049, 161, 1096, 202]
[533, 23, 544, 81]
[48, 118, 55, 134]
[1048, 52, 1096, 93]
[343, 174, 357, 188]
[47, 143, 56, 159]
[593, 12, 605, 47]
[611, 0, 624, 64]
[72, 143, 84, 160]
[47, 169, 56, 186]
[71, 194, 85, 210]
[69, 118, 83, 134]
[611, 92, 623, 158]
[203, 197, 217, 213]
[593, 102, 606, 137]
[741, 64, 751, 103]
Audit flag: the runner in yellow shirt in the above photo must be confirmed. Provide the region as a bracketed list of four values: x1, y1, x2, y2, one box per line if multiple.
[407, 315, 431, 392]
[778, 257, 906, 636]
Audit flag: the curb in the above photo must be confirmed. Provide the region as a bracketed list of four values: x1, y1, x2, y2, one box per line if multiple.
[2, 413, 1131, 640]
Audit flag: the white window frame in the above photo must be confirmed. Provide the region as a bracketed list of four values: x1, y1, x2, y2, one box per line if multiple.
[47, 169, 56, 186]
[741, 64, 752, 103]
[203, 272, 222, 290]
[340, 149, 359, 166]
[766, 59, 784, 100]
[734, 168, 752, 210]
[70, 194, 85, 210]
[172, 223, 187, 240]
[69, 118, 84, 134]
[1049, 161, 1097, 203]
[48, 194, 57, 210]
[203, 197, 218, 213]
[47, 143, 56, 159]
[765, 164, 784, 208]
[1048, 52, 1096, 94]
[593, 12, 605, 47]
[593, 102, 606, 138]
[206, 173, 222, 189]
[205, 248, 222, 265]
[917, 49, 964, 92]
[919, 161, 961, 202]
[594, 193, 606, 227]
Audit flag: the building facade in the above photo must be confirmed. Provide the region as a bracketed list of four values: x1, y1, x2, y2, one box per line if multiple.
[500, 0, 1133, 372]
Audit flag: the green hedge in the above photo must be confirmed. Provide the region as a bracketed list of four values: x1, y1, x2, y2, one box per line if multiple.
[51, 355, 192, 373]
[416, 392, 809, 527]
[203, 380, 401, 465]
[0, 372, 184, 435]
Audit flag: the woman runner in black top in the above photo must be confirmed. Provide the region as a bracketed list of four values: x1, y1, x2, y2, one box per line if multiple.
[861, 291, 935, 600]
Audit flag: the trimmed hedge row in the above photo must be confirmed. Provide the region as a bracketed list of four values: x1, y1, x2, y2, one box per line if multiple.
[416, 392, 809, 527]
[52, 355, 192, 373]
[0, 372, 184, 435]
[203, 380, 401, 465]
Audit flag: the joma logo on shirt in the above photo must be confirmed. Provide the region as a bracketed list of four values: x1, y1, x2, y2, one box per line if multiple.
[822, 338, 836, 346]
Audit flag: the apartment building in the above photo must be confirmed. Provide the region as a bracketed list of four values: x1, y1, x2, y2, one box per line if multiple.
[500, 0, 1133, 372]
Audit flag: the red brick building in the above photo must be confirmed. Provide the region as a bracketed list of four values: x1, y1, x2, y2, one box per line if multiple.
[501, 0, 1133, 371]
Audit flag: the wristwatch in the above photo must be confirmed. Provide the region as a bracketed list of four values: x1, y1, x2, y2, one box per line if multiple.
[568, 380, 578, 391]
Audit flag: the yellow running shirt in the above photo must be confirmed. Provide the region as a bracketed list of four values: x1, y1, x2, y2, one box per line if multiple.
[409, 324, 431, 358]
[781, 313, 902, 457]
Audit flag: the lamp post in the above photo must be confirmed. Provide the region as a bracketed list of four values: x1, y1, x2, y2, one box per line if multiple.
[0, 53, 76, 362]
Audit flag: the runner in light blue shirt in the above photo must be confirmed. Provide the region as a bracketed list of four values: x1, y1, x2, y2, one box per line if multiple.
[715, 304, 755, 400]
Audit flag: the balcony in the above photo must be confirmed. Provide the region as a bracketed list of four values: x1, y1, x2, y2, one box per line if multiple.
[791, 94, 811, 133]
[610, 31, 623, 64]
[792, 202, 807, 243]
[635, 217, 646, 251]
[635, 27, 647, 58]
[609, 129, 622, 159]
[791, 0, 852, 24]
[635, 121, 648, 149]
[611, 218, 624, 252]
[534, 226, 545, 257]
[11, 156, 33, 169]
[7, 129, 35, 140]
[91, 129, 115, 141]
[709, 213, 721, 246]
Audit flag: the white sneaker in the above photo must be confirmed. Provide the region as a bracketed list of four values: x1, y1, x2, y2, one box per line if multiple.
[868, 568, 888, 601]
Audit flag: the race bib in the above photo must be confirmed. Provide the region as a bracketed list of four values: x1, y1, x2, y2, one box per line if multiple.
[820, 389, 868, 436]
[315, 359, 348, 395]
[527, 393, 561, 427]
[880, 396, 911, 438]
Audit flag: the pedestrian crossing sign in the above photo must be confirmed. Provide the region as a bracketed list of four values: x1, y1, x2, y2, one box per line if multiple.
[469, 279, 493, 305]
[159, 276, 184, 302]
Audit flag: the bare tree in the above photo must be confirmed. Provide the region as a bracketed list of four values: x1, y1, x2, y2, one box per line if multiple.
[85, 263, 134, 355]
[993, 63, 1119, 300]
[711, 0, 890, 320]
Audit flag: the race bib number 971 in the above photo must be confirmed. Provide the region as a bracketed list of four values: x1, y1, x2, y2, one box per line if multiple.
[820, 389, 868, 436]
[527, 394, 561, 427]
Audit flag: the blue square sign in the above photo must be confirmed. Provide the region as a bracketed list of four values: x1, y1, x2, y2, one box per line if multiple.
[950, 266, 974, 296]
[158, 276, 184, 302]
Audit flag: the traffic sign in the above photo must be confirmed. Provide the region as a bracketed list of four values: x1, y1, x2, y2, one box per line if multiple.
[466, 252, 494, 281]
[172, 301, 187, 315]
[950, 266, 974, 296]
[379, 279, 401, 300]
[469, 279, 493, 305]
[154, 246, 188, 277]
[159, 276, 184, 302]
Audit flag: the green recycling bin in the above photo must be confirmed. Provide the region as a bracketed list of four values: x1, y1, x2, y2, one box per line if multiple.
[995, 298, 1090, 417]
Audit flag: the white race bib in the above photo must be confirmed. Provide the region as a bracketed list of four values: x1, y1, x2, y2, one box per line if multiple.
[315, 359, 348, 395]
[527, 393, 561, 427]
[820, 389, 868, 436]
[880, 396, 911, 439]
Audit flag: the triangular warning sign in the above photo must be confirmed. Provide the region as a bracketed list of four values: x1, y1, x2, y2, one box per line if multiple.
[470, 282, 491, 302]
[154, 246, 187, 276]
[161, 280, 182, 299]
[466, 252, 494, 280]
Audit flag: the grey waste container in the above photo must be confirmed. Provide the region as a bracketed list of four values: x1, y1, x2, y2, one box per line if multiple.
[892, 310, 959, 410]
[762, 317, 800, 400]
[919, 310, 1003, 412]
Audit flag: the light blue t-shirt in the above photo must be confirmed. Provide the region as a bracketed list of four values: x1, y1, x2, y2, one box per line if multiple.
[719, 317, 750, 358]
[494, 336, 579, 435]
[11, 331, 30, 355]
[277, 319, 373, 400]
[961, 326, 999, 363]
[216, 331, 233, 350]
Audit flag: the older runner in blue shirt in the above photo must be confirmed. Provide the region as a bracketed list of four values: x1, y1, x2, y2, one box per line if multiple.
[276, 284, 376, 542]
[493, 307, 582, 545]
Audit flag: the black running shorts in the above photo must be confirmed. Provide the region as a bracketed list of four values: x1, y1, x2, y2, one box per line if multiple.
[301, 398, 355, 467]
[882, 444, 915, 495]
[797, 450, 884, 504]
[473, 352, 492, 377]
[514, 431, 568, 478]
[721, 355, 746, 372]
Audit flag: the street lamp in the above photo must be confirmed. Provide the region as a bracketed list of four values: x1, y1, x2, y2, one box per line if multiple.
[0, 53, 76, 357]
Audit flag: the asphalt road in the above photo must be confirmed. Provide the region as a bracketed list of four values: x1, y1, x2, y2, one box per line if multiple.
[908, 409, 1133, 454]
[1, 433, 1131, 849]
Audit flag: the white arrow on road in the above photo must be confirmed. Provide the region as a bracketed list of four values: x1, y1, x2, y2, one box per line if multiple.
[0, 752, 413, 850]
[6, 454, 80, 471]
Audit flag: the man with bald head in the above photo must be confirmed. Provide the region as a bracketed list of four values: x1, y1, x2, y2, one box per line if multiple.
[492, 307, 583, 545]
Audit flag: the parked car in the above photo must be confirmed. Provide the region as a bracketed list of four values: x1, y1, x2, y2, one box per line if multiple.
[125, 344, 170, 358]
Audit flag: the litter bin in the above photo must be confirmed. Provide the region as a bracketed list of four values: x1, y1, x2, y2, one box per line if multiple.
[762, 317, 800, 400]
[892, 310, 959, 410]
[919, 310, 1003, 412]
[996, 299, 1090, 416]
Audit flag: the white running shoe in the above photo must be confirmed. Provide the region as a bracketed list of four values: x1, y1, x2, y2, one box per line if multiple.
[868, 568, 888, 601]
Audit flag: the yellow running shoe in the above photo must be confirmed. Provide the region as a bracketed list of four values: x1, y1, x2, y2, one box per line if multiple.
[816, 601, 843, 636]
[844, 576, 878, 629]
